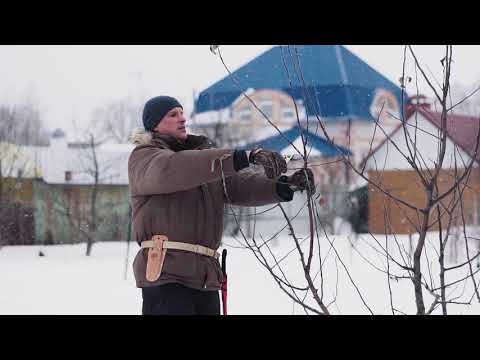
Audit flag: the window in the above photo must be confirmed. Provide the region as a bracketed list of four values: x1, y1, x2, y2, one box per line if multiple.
[259, 100, 273, 119]
[236, 107, 252, 121]
[65, 171, 72, 182]
[281, 106, 295, 121]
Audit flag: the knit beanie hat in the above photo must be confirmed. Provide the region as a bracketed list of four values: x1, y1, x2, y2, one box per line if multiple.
[142, 96, 183, 132]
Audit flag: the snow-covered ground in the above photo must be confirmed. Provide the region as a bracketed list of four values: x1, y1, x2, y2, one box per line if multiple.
[1, 230, 479, 315]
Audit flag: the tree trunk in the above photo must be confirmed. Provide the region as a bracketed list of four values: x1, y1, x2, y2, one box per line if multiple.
[86, 236, 93, 256]
[413, 209, 430, 315]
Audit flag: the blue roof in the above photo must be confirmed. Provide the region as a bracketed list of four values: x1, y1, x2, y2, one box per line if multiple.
[195, 45, 407, 121]
[241, 126, 352, 158]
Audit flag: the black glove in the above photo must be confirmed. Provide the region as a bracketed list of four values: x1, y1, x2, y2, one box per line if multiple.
[287, 168, 316, 196]
[249, 147, 287, 179]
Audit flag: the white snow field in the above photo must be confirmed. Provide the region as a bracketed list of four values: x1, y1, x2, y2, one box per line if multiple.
[1, 230, 479, 315]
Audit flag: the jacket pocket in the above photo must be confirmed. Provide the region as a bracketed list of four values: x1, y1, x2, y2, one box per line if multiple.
[161, 251, 198, 280]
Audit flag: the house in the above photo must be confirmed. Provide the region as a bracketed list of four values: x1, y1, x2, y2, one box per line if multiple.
[362, 96, 480, 234]
[34, 130, 135, 245]
[0, 129, 135, 245]
[241, 124, 351, 191]
[222, 125, 354, 237]
[0, 142, 43, 245]
[192, 45, 407, 169]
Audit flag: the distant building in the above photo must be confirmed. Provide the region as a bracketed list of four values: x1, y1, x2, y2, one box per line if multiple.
[223, 125, 354, 236]
[0, 142, 42, 245]
[192, 45, 407, 171]
[362, 96, 480, 234]
[190, 45, 410, 235]
[241, 124, 351, 191]
[0, 129, 135, 245]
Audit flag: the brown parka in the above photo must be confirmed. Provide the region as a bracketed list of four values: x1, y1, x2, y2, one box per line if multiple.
[128, 129, 292, 291]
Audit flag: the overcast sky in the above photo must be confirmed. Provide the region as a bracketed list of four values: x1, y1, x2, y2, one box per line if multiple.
[1, 45, 480, 137]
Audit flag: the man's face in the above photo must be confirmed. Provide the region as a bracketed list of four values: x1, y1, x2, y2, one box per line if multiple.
[154, 107, 187, 140]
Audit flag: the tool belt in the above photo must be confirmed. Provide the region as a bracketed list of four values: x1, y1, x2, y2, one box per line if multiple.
[142, 235, 220, 282]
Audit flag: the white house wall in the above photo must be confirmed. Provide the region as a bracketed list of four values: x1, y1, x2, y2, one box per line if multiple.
[317, 119, 399, 167]
[366, 112, 474, 171]
[351, 120, 399, 165]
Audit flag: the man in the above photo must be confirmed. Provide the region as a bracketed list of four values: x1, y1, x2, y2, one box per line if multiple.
[128, 95, 315, 315]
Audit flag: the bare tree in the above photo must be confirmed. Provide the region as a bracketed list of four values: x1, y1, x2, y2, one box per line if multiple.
[0, 100, 48, 244]
[83, 133, 102, 256]
[0, 142, 35, 247]
[363, 45, 480, 314]
[0, 100, 48, 203]
[0, 143, 31, 202]
[0, 127, 40, 247]
[50, 114, 127, 256]
[448, 81, 480, 116]
[210, 45, 480, 315]
[0, 103, 49, 146]
[90, 98, 142, 143]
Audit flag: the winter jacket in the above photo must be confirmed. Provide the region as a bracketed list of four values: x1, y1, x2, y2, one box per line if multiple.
[128, 129, 293, 290]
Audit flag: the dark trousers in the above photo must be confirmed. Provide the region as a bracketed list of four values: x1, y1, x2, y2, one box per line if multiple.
[142, 283, 220, 315]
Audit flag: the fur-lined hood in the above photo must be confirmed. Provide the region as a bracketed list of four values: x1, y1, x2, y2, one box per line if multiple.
[128, 127, 153, 146]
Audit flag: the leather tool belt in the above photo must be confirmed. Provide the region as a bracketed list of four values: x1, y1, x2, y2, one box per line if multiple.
[142, 235, 220, 282]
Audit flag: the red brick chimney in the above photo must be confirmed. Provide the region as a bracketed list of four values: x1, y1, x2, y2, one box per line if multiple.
[406, 95, 431, 118]
[408, 94, 431, 109]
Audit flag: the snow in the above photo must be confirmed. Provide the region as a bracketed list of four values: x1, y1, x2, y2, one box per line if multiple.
[191, 108, 232, 125]
[40, 141, 133, 185]
[0, 139, 135, 185]
[1, 230, 479, 315]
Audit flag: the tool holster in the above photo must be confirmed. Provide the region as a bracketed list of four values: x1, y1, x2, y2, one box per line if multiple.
[145, 235, 168, 282]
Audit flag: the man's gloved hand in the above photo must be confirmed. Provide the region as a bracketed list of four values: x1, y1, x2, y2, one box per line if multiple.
[249, 147, 287, 179]
[287, 168, 316, 196]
